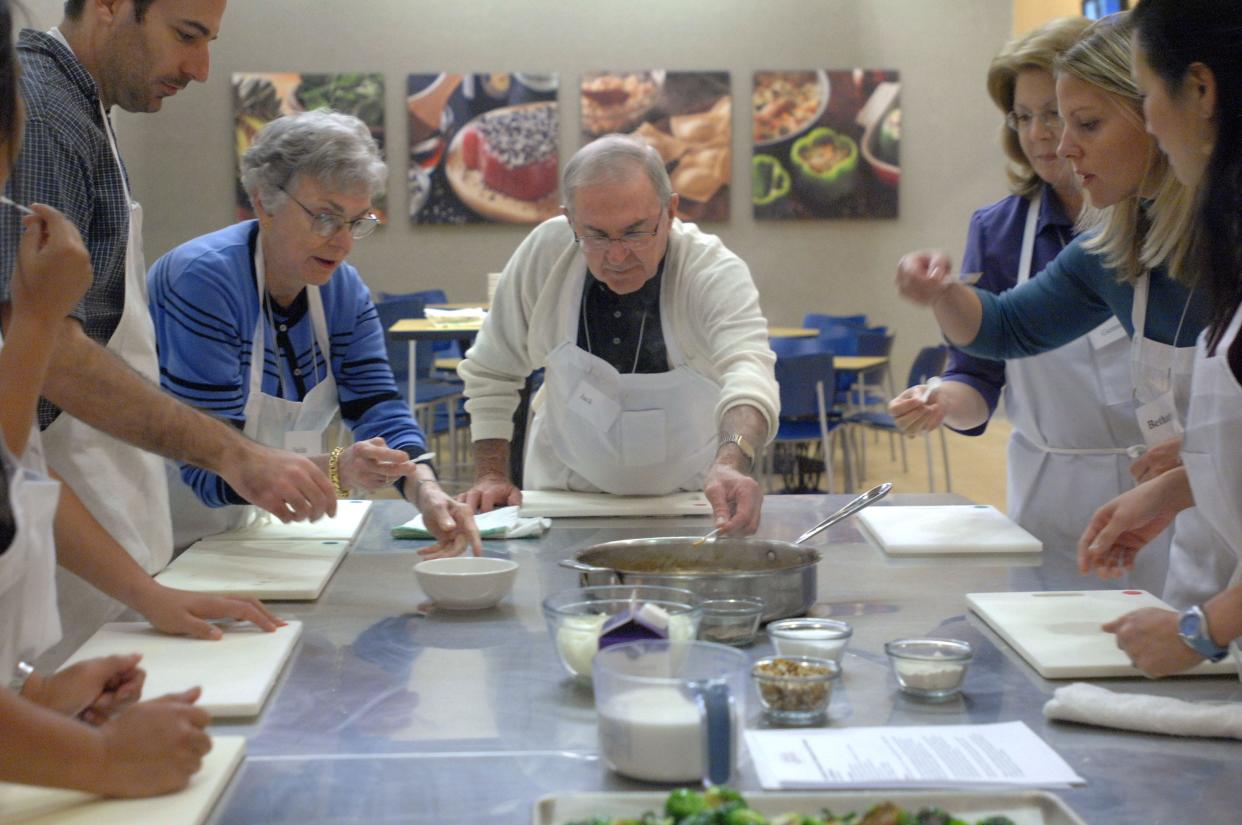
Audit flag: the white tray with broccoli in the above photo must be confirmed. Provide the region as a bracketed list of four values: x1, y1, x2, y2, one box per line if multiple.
[533, 787, 1088, 825]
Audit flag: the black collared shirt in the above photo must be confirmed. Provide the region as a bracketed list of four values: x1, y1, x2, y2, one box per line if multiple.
[576, 260, 669, 373]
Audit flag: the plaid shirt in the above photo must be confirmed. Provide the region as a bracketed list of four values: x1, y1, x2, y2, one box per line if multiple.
[0, 30, 132, 428]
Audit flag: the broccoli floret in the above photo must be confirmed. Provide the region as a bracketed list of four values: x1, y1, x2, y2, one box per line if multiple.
[974, 818, 1016, 825]
[704, 786, 747, 809]
[722, 809, 768, 825]
[666, 789, 708, 819]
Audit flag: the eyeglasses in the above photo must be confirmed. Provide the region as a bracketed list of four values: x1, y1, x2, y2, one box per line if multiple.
[1005, 109, 1064, 133]
[279, 186, 379, 240]
[572, 212, 663, 253]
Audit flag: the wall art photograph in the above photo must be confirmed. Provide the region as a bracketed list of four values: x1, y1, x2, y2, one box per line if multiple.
[751, 69, 900, 220]
[581, 70, 731, 223]
[408, 72, 560, 225]
[232, 72, 387, 222]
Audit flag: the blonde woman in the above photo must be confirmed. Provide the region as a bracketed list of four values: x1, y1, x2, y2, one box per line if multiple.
[886, 17, 1163, 586]
[893, 12, 1232, 607]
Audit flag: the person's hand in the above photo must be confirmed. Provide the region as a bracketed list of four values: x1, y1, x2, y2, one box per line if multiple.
[888, 385, 944, 436]
[704, 462, 762, 536]
[1103, 607, 1202, 677]
[895, 250, 957, 306]
[223, 440, 337, 523]
[416, 482, 483, 560]
[131, 583, 285, 639]
[339, 437, 414, 491]
[24, 654, 145, 723]
[1130, 436, 1182, 483]
[1078, 476, 1181, 579]
[11, 203, 92, 325]
[461, 473, 522, 513]
[91, 688, 212, 797]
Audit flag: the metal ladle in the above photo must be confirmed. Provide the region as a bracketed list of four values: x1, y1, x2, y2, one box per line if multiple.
[693, 481, 892, 548]
[792, 482, 892, 545]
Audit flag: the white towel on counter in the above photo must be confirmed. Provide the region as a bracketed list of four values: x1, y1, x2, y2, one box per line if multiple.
[1044, 682, 1242, 739]
[392, 505, 550, 540]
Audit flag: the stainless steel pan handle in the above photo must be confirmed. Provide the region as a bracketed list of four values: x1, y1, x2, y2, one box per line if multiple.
[794, 482, 892, 545]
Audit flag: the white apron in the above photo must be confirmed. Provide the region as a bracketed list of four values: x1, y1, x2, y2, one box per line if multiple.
[1126, 275, 1238, 607]
[0, 397, 63, 677]
[1003, 192, 1168, 592]
[167, 237, 339, 549]
[41, 99, 172, 634]
[524, 262, 719, 495]
[1180, 304, 1242, 602]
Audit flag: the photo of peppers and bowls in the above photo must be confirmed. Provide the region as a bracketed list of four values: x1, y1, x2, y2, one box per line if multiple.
[582, 70, 732, 223]
[232, 72, 388, 223]
[751, 69, 899, 220]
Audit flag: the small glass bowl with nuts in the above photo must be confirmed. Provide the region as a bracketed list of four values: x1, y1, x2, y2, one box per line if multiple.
[751, 655, 838, 725]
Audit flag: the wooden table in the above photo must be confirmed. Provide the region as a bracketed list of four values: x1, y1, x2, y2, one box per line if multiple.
[767, 326, 817, 338]
[427, 302, 489, 311]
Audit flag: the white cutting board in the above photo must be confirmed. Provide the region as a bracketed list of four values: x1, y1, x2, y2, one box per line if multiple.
[0, 735, 244, 825]
[155, 538, 348, 600]
[207, 499, 372, 542]
[968, 590, 1237, 678]
[61, 621, 302, 717]
[518, 490, 711, 518]
[857, 504, 1042, 555]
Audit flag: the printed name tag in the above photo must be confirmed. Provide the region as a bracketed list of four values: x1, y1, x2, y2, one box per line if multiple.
[1135, 392, 1182, 447]
[283, 430, 322, 456]
[568, 380, 620, 431]
[1088, 317, 1127, 350]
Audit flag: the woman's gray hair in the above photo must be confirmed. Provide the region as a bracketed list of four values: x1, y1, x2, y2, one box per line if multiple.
[241, 109, 387, 212]
[561, 134, 671, 213]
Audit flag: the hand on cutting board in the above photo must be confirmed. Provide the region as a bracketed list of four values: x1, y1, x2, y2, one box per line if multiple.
[92, 687, 212, 797]
[133, 583, 285, 639]
[1078, 468, 1192, 579]
[1103, 607, 1202, 677]
[704, 462, 762, 536]
[22, 654, 144, 723]
[461, 473, 522, 513]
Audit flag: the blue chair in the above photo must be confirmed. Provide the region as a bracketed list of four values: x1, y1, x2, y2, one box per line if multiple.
[846, 345, 952, 492]
[768, 352, 851, 494]
[804, 312, 867, 332]
[377, 288, 464, 364]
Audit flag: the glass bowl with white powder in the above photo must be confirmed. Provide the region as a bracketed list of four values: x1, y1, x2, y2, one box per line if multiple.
[884, 638, 973, 701]
[766, 618, 852, 665]
[542, 585, 702, 682]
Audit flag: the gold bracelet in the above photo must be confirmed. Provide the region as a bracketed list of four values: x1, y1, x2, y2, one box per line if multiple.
[328, 446, 348, 497]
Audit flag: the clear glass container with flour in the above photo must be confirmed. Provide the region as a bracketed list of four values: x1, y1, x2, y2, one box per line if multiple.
[593, 640, 749, 786]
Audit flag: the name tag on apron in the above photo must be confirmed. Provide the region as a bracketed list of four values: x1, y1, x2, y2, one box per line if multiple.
[1135, 392, 1182, 446]
[568, 379, 621, 432]
[284, 430, 323, 456]
[1088, 317, 1127, 350]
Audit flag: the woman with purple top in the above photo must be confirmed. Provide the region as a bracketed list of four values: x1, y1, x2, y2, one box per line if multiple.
[888, 17, 1172, 592]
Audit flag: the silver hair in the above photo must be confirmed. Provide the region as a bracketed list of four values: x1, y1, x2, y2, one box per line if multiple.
[561, 134, 672, 213]
[240, 109, 387, 213]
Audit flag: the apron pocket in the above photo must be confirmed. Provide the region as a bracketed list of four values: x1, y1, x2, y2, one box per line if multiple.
[621, 409, 667, 467]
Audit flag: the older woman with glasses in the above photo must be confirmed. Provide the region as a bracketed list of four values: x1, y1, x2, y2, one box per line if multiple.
[887, 17, 1173, 590]
[149, 110, 479, 556]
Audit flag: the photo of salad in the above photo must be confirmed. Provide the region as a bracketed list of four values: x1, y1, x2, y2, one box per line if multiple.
[751, 69, 900, 221]
[232, 72, 387, 222]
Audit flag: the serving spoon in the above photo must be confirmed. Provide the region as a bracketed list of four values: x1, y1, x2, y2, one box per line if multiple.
[692, 481, 892, 548]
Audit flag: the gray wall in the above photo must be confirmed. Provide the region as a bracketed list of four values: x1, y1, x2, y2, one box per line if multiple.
[22, 0, 1012, 382]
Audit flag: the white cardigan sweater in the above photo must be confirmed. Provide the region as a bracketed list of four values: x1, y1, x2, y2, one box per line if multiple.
[460, 216, 779, 442]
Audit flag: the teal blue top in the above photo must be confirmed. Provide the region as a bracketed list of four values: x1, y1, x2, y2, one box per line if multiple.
[964, 234, 1209, 359]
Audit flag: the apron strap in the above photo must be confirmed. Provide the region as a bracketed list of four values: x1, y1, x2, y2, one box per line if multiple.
[1016, 190, 1042, 286]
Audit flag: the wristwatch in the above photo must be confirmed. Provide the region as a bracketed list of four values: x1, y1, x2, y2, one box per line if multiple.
[718, 433, 755, 470]
[1177, 605, 1229, 662]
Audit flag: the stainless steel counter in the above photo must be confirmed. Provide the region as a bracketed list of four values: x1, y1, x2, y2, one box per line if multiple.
[192, 495, 1241, 824]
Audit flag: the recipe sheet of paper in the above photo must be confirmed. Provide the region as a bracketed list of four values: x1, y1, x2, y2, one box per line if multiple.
[746, 721, 1084, 790]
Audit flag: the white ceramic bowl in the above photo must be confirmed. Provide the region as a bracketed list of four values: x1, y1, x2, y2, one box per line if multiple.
[413, 557, 518, 610]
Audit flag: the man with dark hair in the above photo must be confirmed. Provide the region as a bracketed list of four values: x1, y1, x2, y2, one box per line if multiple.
[0, 0, 337, 635]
